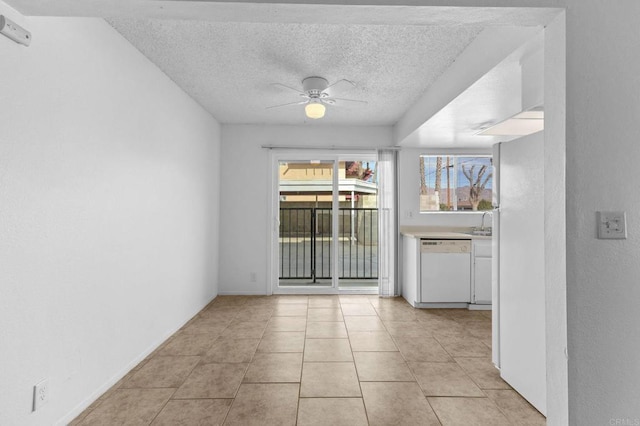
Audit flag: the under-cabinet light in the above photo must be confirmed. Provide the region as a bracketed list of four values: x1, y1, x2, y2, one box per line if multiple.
[478, 107, 544, 136]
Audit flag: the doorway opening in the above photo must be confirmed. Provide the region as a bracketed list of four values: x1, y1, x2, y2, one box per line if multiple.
[272, 153, 380, 294]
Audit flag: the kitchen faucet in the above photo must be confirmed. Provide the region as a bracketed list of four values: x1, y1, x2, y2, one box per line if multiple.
[481, 211, 493, 231]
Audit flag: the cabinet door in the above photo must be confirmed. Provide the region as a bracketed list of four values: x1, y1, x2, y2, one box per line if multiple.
[474, 257, 492, 304]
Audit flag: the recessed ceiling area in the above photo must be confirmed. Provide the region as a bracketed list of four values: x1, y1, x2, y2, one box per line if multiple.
[408, 60, 523, 148]
[8, 0, 561, 143]
[398, 31, 545, 148]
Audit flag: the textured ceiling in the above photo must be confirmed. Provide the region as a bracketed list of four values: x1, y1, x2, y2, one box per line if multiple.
[108, 19, 483, 125]
[8, 1, 560, 133]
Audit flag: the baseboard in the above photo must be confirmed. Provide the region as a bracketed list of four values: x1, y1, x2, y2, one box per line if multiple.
[338, 289, 378, 295]
[413, 302, 470, 309]
[468, 303, 492, 311]
[56, 293, 218, 426]
[218, 290, 268, 295]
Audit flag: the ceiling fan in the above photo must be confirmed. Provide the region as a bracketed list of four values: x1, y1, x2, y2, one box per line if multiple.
[267, 76, 367, 119]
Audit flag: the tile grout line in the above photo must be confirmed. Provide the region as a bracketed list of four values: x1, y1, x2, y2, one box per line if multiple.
[146, 387, 179, 425]
[379, 301, 443, 425]
[294, 299, 308, 425]
[220, 300, 254, 426]
[352, 299, 372, 426]
[142, 299, 219, 425]
[73, 296, 520, 425]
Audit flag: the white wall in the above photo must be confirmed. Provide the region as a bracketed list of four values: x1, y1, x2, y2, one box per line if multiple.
[398, 148, 493, 228]
[565, 1, 640, 424]
[219, 124, 392, 294]
[542, 12, 568, 426]
[0, 10, 221, 426]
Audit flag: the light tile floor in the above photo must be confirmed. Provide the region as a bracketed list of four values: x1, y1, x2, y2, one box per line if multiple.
[70, 295, 546, 425]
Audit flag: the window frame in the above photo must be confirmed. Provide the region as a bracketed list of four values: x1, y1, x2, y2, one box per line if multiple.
[419, 154, 494, 214]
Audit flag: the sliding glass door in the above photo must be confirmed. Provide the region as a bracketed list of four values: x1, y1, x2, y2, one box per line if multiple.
[278, 159, 335, 287]
[272, 152, 379, 293]
[337, 159, 378, 290]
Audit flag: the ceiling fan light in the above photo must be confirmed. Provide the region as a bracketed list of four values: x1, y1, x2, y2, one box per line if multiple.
[305, 101, 326, 119]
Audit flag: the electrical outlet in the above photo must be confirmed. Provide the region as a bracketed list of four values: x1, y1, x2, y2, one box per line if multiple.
[597, 211, 627, 239]
[33, 378, 49, 412]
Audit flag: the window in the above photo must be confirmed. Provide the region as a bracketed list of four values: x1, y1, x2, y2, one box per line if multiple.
[419, 155, 493, 212]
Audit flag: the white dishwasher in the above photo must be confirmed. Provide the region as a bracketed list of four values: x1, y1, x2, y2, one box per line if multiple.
[420, 239, 471, 303]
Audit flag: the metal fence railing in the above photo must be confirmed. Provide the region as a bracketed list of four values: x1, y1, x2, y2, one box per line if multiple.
[279, 208, 378, 282]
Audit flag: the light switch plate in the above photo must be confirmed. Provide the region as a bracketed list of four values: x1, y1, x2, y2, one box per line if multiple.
[597, 211, 627, 239]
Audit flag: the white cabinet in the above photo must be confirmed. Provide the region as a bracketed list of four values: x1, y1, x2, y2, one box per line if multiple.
[474, 257, 492, 303]
[401, 235, 420, 306]
[472, 240, 492, 304]
[401, 233, 493, 308]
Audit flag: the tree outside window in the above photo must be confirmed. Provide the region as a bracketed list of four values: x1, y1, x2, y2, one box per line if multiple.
[419, 155, 493, 212]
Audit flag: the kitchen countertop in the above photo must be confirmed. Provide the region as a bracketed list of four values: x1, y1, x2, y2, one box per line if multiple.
[400, 228, 492, 240]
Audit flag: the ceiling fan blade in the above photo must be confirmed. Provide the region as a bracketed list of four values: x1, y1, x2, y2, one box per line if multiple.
[270, 82, 307, 96]
[326, 79, 356, 91]
[266, 100, 308, 110]
[324, 97, 368, 106]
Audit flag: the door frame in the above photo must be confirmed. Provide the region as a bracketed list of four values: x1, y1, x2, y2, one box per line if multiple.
[268, 149, 378, 295]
